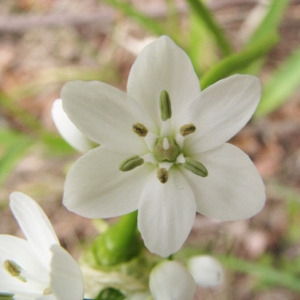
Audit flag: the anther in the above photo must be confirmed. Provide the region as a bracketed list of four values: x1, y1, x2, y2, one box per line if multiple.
[119, 155, 144, 172]
[180, 124, 196, 137]
[160, 90, 172, 121]
[183, 157, 208, 177]
[157, 168, 168, 183]
[132, 123, 148, 137]
[4, 260, 26, 282]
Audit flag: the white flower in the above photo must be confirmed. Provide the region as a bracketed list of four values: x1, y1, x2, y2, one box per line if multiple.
[0, 192, 84, 300]
[51, 98, 93, 153]
[149, 260, 196, 300]
[61, 35, 265, 257]
[187, 255, 223, 288]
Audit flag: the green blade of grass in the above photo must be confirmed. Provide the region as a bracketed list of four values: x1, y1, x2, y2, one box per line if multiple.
[243, 0, 290, 74]
[186, 0, 233, 57]
[100, 0, 165, 36]
[0, 129, 33, 186]
[256, 46, 300, 117]
[247, 0, 290, 46]
[221, 255, 300, 293]
[201, 33, 278, 89]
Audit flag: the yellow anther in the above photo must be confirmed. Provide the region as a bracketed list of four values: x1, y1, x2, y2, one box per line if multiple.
[180, 123, 196, 137]
[132, 123, 148, 137]
[157, 168, 169, 183]
[4, 260, 26, 282]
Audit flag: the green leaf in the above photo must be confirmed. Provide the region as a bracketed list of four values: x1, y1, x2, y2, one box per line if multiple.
[243, 0, 290, 74]
[188, 12, 218, 76]
[256, 46, 300, 117]
[100, 0, 164, 36]
[247, 0, 290, 46]
[95, 287, 126, 300]
[0, 129, 32, 186]
[186, 0, 233, 57]
[200, 33, 278, 89]
[221, 255, 300, 293]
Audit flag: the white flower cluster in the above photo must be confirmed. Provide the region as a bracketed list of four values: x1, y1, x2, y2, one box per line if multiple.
[1, 36, 266, 300]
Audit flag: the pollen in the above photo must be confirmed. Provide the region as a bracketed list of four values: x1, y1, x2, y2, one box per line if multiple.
[157, 168, 168, 183]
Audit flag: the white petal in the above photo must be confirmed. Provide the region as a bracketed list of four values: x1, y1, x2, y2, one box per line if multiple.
[149, 261, 196, 300]
[61, 80, 152, 152]
[50, 245, 84, 300]
[0, 235, 49, 294]
[184, 75, 261, 153]
[187, 255, 223, 287]
[138, 170, 196, 257]
[63, 147, 154, 218]
[127, 36, 201, 129]
[182, 143, 265, 220]
[9, 192, 59, 261]
[51, 99, 93, 153]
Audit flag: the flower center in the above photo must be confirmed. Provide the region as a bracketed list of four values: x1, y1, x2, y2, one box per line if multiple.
[119, 90, 208, 183]
[153, 137, 180, 162]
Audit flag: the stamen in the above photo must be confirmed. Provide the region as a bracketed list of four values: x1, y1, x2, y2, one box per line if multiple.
[119, 155, 144, 172]
[4, 260, 26, 282]
[157, 168, 168, 183]
[132, 123, 148, 137]
[163, 137, 170, 150]
[180, 124, 196, 137]
[160, 90, 172, 121]
[183, 157, 208, 177]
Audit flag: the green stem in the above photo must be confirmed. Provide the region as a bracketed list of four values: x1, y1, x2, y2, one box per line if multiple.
[186, 0, 233, 56]
[90, 211, 141, 267]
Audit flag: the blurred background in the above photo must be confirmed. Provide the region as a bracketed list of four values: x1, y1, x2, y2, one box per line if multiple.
[0, 0, 300, 299]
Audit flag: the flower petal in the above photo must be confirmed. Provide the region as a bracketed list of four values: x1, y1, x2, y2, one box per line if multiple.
[9, 192, 59, 261]
[138, 170, 196, 257]
[182, 143, 265, 220]
[0, 235, 48, 294]
[51, 99, 93, 153]
[127, 36, 201, 129]
[184, 75, 261, 153]
[63, 147, 154, 218]
[187, 255, 223, 287]
[61, 80, 152, 152]
[149, 261, 196, 300]
[50, 245, 84, 300]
